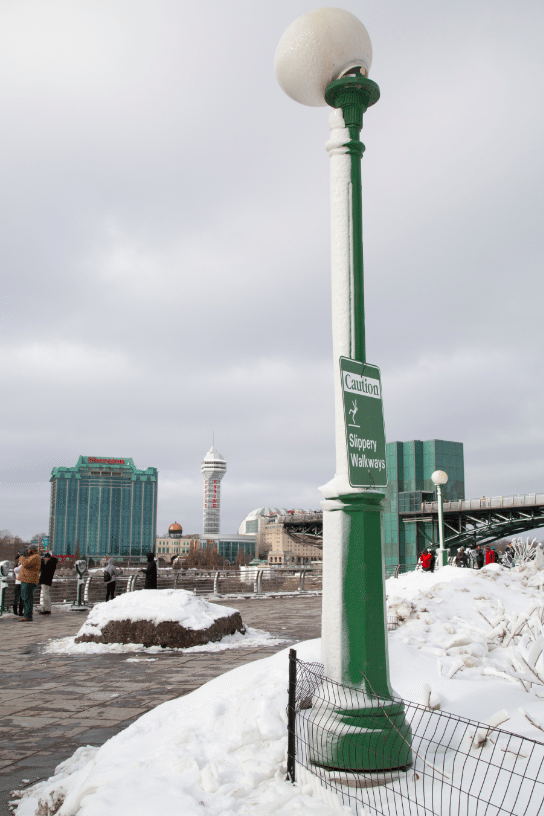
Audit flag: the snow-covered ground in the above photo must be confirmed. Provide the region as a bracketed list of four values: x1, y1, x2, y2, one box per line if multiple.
[12, 564, 544, 815]
[44, 627, 284, 656]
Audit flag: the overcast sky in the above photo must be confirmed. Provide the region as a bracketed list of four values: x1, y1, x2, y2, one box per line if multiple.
[1, 1, 543, 540]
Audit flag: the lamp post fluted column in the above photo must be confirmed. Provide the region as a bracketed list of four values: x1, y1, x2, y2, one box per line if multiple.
[276, 8, 412, 772]
[432, 470, 449, 567]
[320, 74, 389, 696]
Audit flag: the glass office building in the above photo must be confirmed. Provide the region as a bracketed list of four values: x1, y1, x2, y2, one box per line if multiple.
[200, 534, 256, 563]
[49, 456, 158, 559]
[383, 440, 464, 571]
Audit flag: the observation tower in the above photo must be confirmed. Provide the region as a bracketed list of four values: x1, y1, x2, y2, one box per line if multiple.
[201, 446, 227, 534]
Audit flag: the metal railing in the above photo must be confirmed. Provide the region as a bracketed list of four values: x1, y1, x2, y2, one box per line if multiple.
[288, 652, 544, 816]
[0, 568, 323, 612]
[385, 563, 418, 579]
[420, 494, 544, 514]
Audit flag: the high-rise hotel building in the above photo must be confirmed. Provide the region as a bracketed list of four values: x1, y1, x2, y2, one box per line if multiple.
[201, 446, 227, 534]
[49, 456, 158, 558]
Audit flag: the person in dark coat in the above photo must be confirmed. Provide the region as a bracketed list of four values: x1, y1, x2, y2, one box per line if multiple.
[475, 545, 485, 569]
[104, 558, 121, 601]
[38, 552, 58, 615]
[454, 547, 468, 568]
[140, 553, 157, 589]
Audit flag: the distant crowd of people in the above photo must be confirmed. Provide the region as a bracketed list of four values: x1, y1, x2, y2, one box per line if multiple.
[9, 549, 158, 620]
[418, 543, 502, 572]
[103, 552, 157, 600]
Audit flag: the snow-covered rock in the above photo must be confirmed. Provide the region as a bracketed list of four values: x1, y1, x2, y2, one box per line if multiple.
[74, 589, 245, 648]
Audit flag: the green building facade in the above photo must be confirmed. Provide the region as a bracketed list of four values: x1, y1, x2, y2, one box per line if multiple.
[200, 534, 256, 564]
[383, 440, 464, 571]
[49, 456, 158, 559]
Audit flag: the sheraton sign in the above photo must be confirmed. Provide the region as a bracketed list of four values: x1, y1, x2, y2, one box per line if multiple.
[87, 457, 125, 465]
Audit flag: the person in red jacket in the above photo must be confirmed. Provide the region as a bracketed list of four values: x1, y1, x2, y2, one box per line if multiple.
[485, 546, 497, 565]
[419, 549, 432, 571]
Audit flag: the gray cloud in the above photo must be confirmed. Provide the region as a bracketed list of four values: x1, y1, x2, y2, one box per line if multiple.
[1, 0, 543, 539]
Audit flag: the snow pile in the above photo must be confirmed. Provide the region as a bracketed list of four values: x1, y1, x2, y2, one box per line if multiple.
[75, 589, 239, 636]
[387, 563, 544, 709]
[44, 627, 284, 655]
[12, 564, 544, 816]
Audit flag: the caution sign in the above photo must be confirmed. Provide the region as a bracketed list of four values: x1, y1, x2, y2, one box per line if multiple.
[340, 357, 387, 489]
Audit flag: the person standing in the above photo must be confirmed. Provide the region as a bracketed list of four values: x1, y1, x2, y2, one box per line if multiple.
[503, 542, 515, 567]
[454, 546, 468, 568]
[475, 545, 485, 570]
[12, 556, 23, 617]
[485, 546, 497, 565]
[104, 558, 121, 601]
[17, 543, 41, 621]
[140, 553, 157, 588]
[418, 549, 432, 572]
[38, 552, 58, 615]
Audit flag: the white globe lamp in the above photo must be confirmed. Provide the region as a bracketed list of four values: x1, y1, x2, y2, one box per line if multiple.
[274, 7, 373, 107]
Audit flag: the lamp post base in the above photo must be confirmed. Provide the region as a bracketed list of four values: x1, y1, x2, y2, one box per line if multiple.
[308, 695, 412, 772]
[317, 492, 413, 771]
[437, 547, 449, 568]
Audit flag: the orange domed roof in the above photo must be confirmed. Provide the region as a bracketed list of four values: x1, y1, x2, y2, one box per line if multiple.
[169, 522, 182, 532]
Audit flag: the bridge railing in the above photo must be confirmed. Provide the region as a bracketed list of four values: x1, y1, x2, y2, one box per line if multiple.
[420, 493, 544, 514]
[278, 512, 323, 524]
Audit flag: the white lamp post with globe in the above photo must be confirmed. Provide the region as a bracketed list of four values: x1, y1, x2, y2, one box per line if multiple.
[275, 8, 412, 773]
[432, 470, 449, 567]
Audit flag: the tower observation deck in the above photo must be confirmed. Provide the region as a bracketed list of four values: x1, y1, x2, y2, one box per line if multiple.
[201, 446, 227, 534]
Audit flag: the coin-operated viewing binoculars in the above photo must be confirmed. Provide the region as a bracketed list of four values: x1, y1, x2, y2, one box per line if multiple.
[71, 559, 89, 611]
[0, 560, 10, 617]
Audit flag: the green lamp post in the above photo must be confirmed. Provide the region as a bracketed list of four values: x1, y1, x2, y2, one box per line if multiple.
[275, 8, 411, 772]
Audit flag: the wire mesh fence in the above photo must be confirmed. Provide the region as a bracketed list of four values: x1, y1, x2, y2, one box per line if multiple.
[288, 651, 544, 816]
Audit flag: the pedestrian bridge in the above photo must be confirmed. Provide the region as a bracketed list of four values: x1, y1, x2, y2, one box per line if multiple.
[399, 492, 544, 550]
[268, 495, 544, 553]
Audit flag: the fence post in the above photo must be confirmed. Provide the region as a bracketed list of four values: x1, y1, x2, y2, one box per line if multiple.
[0, 561, 10, 616]
[83, 576, 92, 604]
[287, 648, 297, 783]
[71, 560, 89, 610]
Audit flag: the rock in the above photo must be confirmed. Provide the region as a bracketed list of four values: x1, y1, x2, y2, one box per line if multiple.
[75, 610, 245, 649]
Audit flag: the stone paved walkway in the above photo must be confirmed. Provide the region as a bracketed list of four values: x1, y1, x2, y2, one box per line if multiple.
[0, 595, 321, 815]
